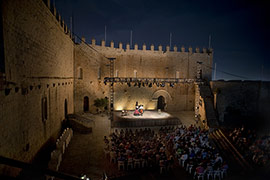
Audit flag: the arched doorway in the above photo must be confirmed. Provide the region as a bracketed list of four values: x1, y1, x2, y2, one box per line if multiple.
[84, 96, 89, 112]
[64, 99, 68, 118]
[157, 96, 166, 110]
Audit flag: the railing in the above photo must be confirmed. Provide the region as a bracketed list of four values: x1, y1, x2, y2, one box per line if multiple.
[0, 156, 82, 180]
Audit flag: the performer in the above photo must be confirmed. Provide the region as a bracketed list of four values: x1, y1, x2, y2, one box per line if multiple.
[135, 101, 138, 109]
[134, 108, 140, 116]
[139, 105, 144, 116]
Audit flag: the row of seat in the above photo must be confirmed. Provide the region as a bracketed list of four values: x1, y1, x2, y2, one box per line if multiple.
[47, 128, 73, 180]
[179, 159, 227, 180]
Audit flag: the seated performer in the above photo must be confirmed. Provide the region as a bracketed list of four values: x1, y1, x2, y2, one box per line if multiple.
[134, 108, 140, 116]
[139, 105, 144, 116]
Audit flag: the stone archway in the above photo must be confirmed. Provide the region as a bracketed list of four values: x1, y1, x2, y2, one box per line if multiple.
[152, 90, 172, 111]
[157, 96, 165, 110]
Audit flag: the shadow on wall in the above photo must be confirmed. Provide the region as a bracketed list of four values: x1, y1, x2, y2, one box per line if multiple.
[222, 106, 266, 130]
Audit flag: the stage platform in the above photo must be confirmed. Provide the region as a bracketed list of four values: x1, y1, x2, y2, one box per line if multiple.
[112, 110, 181, 128]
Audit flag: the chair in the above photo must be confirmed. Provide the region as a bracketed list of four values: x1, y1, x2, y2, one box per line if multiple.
[127, 159, 133, 170]
[110, 151, 117, 163]
[197, 173, 205, 180]
[213, 170, 221, 180]
[118, 160, 125, 170]
[220, 169, 227, 178]
[188, 165, 194, 174]
[160, 165, 166, 174]
[134, 158, 141, 168]
[141, 159, 147, 168]
[179, 159, 186, 167]
[104, 148, 110, 158]
[207, 171, 213, 180]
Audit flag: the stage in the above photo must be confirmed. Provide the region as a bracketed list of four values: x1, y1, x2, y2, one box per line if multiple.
[112, 110, 181, 128]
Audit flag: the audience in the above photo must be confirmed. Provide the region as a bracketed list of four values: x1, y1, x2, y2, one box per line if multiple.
[228, 126, 270, 167]
[104, 125, 228, 179]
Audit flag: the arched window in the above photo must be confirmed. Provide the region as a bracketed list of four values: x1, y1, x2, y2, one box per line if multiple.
[41, 97, 48, 121]
[78, 67, 83, 79]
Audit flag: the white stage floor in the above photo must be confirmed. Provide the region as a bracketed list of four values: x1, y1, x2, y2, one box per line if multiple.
[112, 110, 181, 127]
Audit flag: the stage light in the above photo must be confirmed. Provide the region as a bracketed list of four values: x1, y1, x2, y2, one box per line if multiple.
[161, 82, 165, 87]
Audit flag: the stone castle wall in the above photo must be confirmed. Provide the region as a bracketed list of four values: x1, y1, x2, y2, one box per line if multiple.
[0, 0, 74, 175]
[210, 81, 270, 130]
[74, 39, 213, 112]
[74, 43, 109, 113]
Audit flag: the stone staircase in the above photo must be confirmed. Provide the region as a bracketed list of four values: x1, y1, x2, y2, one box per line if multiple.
[209, 129, 253, 176]
[67, 114, 94, 134]
[199, 84, 219, 128]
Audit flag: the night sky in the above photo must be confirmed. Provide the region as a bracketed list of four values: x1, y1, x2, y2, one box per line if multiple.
[54, 0, 270, 81]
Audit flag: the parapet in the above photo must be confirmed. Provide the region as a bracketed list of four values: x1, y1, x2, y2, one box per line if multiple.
[143, 44, 146, 51]
[101, 40, 105, 47]
[43, 0, 72, 40]
[79, 37, 213, 54]
[134, 43, 138, 50]
[158, 45, 162, 52]
[119, 42, 123, 50]
[174, 46, 177, 52]
[150, 44, 154, 51]
[181, 46, 185, 52]
[110, 41, 114, 48]
[81, 37, 86, 43]
[126, 43, 130, 50]
[166, 45, 170, 52]
[92, 38, 96, 45]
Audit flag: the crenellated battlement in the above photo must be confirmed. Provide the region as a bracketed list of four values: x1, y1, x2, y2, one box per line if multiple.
[81, 37, 213, 54]
[43, 0, 72, 38]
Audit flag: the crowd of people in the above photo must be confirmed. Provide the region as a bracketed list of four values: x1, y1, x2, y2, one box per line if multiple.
[104, 125, 228, 179]
[229, 126, 270, 167]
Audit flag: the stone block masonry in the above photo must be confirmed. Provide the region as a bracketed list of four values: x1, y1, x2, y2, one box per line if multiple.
[0, 0, 74, 176]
